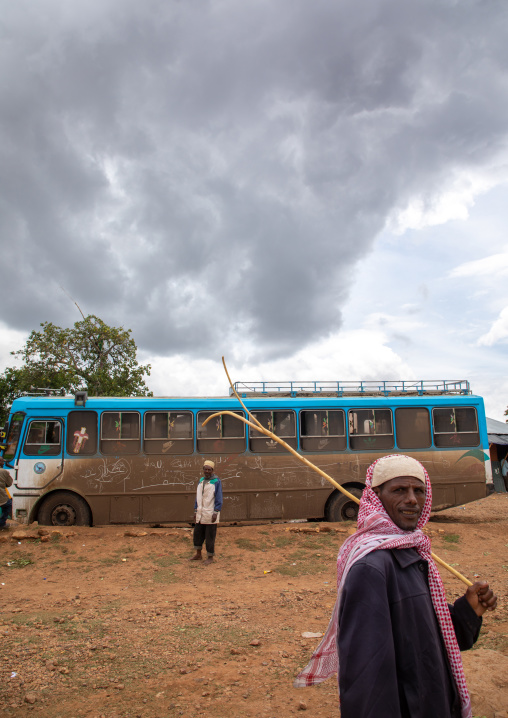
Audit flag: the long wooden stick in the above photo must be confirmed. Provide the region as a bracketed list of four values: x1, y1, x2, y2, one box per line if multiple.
[222, 357, 265, 432]
[204, 358, 473, 588]
[203, 411, 360, 502]
[432, 553, 472, 586]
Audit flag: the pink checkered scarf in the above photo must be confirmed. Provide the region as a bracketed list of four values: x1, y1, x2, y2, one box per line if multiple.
[294, 454, 472, 718]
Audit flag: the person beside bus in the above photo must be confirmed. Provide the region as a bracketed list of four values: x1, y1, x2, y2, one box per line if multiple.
[0, 457, 13, 531]
[501, 453, 508, 491]
[189, 460, 223, 565]
[295, 454, 497, 718]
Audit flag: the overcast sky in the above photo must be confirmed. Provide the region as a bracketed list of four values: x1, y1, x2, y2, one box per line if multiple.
[1, 0, 508, 419]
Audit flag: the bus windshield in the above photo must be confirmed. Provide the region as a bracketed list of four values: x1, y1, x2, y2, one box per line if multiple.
[3, 412, 25, 462]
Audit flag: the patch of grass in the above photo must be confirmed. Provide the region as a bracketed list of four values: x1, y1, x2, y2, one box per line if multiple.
[150, 568, 179, 584]
[24, 633, 43, 645]
[236, 538, 266, 551]
[169, 622, 253, 648]
[60, 622, 81, 637]
[274, 564, 302, 577]
[302, 532, 337, 548]
[50, 541, 69, 553]
[101, 599, 123, 612]
[473, 630, 508, 653]
[6, 553, 34, 568]
[153, 554, 180, 567]
[443, 533, 460, 544]
[274, 536, 292, 548]
[274, 554, 328, 577]
[82, 618, 106, 637]
[98, 557, 118, 565]
[113, 547, 138, 560]
[13, 610, 64, 627]
[9, 614, 33, 626]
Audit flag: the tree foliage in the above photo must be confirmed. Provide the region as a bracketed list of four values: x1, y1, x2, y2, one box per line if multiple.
[0, 315, 152, 424]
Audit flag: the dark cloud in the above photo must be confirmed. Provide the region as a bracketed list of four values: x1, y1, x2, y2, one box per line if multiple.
[1, 0, 507, 360]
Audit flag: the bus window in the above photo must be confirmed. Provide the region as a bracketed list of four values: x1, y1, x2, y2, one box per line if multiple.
[197, 411, 245, 454]
[348, 409, 394, 450]
[3, 412, 25, 461]
[67, 411, 98, 455]
[395, 408, 431, 449]
[100, 412, 140, 455]
[249, 411, 297, 452]
[23, 420, 62, 456]
[144, 411, 193, 454]
[300, 410, 346, 451]
[432, 407, 480, 447]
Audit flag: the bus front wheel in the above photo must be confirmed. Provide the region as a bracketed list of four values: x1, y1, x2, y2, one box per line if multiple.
[326, 488, 362, 522]
[38, 491, 92, 527]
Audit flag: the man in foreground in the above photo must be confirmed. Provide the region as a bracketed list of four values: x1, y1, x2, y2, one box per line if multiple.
[295, 454, 497, 718]
[189, 460, 223, 565]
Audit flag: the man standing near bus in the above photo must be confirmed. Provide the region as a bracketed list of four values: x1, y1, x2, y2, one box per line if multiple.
[501, 453, 508, 491]
[0, 457, 13, 531]
[295, 454, 497, 717]
[190, 460, 223, 565]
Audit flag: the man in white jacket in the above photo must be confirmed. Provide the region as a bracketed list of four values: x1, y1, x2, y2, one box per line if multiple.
[190, 460, 224, 565]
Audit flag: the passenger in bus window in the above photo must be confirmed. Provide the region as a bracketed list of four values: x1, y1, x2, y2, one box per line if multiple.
[295, 454, 497, 718]
[189, 460, 223, 565]
[0, 457, 13, 531]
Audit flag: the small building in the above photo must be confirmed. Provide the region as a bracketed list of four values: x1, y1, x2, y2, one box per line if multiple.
[487, 417, 508, 492]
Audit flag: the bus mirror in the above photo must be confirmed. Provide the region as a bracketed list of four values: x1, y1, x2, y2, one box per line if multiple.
[74, 391, 88, 407]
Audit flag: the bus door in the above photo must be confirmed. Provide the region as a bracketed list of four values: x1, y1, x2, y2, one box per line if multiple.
[16, 418, 65, 490]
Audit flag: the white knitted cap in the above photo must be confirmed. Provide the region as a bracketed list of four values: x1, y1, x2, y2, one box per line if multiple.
[371, 455, 425, 487]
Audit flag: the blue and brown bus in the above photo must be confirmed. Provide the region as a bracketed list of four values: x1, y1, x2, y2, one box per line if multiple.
[1, 379, 491, 526]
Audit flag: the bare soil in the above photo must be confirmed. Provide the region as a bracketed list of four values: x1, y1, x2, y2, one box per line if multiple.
[1, 493, 508, 718]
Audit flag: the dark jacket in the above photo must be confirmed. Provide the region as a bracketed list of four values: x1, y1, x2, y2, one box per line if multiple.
[338, 548, 481, 718]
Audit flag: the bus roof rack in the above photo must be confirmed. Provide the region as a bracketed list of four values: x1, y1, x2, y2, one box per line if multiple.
[231, 380, 471, 398]
[21, 387, 67, 397]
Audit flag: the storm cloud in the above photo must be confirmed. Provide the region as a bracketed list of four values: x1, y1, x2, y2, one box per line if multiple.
[1, 0, 508, 360]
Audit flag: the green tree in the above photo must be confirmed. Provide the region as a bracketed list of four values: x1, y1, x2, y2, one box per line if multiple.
[0, 315, 152, 424]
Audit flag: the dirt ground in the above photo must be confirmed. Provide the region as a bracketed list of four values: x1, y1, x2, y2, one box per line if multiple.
[1, 493, 508, 718]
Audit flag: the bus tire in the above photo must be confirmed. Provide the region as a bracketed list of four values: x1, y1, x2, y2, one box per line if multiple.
[37, 491, 92, 527]
[326, 488, 362, 522]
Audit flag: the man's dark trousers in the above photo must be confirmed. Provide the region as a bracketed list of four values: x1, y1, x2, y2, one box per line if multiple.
[193, 523, 217, 555]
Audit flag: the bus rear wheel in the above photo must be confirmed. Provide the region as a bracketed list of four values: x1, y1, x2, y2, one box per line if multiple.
[326, 488, 362, 522]
[38, 491, 92, 527]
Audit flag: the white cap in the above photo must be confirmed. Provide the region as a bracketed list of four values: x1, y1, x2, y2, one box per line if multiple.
[371, 455, 425, 487]
[203, 460, 215, 469]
